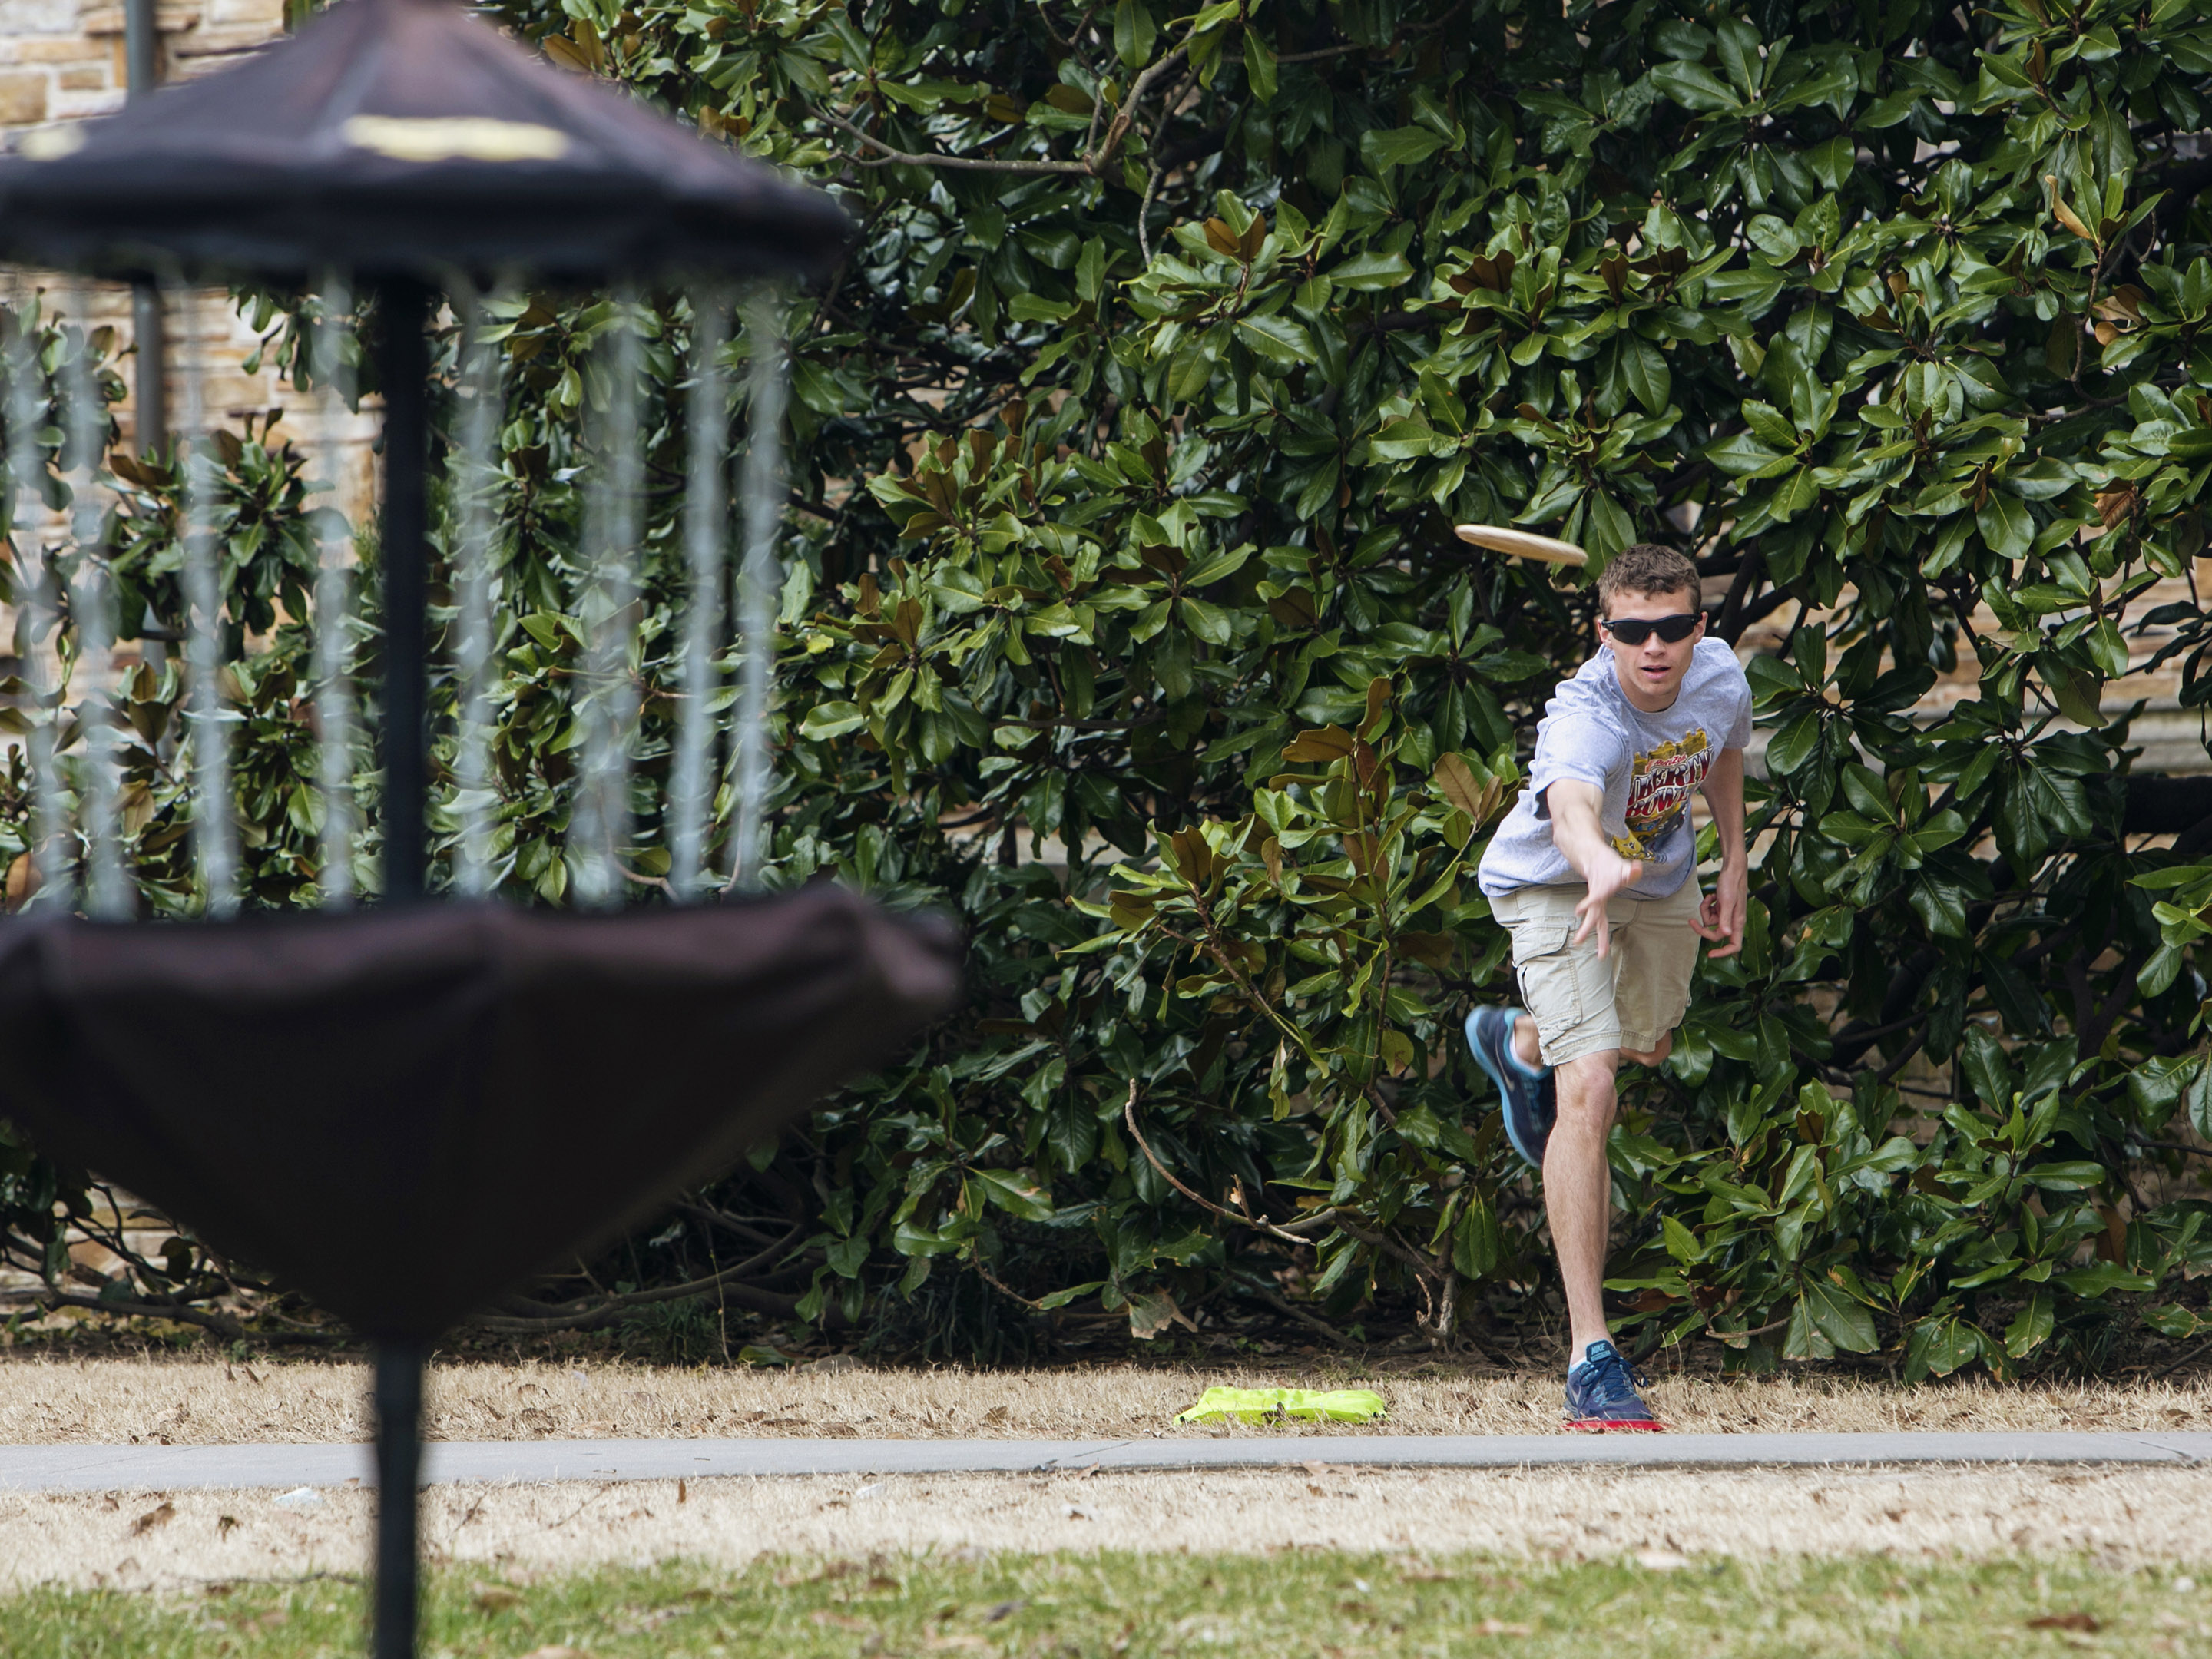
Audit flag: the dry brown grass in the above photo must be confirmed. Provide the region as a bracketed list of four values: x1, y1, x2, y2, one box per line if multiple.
[8, 1463, 2209, 1591]
[0, 1356, 2207, 1445]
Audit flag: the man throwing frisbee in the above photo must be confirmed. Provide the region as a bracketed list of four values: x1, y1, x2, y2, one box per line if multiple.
[1464, 542, 1750, 1431]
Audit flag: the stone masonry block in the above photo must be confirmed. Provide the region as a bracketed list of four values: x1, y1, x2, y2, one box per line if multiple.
[0, 0, 78, 35]
[0, 71, 51, 125]
[14, 38, 101, 61]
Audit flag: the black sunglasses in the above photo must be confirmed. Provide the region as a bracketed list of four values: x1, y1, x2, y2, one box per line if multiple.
[1600, 612, 1702, 646]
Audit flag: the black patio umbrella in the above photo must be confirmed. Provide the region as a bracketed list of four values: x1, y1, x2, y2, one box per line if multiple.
[0, 5, 949, 1654]
[0, 895, 958, 1343]
[0, 0, 852, 283]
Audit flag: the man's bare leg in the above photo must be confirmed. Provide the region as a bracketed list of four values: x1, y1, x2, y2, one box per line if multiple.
[1540, 1033, 1671, 1359]
[1545, 1051, 1621, 1358]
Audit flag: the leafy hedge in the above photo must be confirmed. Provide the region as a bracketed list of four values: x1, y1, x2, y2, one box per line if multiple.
[8, 0, 2212, 1371]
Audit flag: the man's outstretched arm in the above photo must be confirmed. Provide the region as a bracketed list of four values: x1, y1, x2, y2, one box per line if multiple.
[1695, 746, 1749, 958]
[1546, 779, 1644, 959]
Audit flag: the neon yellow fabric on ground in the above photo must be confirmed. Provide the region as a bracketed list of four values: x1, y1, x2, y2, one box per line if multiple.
[1175, 1386, 1387, 1424]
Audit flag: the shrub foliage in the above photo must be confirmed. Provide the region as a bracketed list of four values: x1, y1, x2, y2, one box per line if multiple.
[7, 0, 2212, 1370]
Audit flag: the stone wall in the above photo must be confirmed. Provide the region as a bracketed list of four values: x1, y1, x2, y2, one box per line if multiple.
[1, 0, 290, 134]
[0, 0, 378, 516]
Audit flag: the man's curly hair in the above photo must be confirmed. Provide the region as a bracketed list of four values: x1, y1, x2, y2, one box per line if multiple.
[1597, 543, 1700, 617]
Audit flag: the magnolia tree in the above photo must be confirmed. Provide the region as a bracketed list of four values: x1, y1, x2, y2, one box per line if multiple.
[6, 0, 2212, 1373]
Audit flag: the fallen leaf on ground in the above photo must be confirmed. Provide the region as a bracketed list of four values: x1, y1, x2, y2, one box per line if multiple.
[2027, 1614, 2101, 1632]
[811, 1612, 872, 1631]
[129, 1502, 175, 1536]
[472, 1584, 522, 1612]
[984, 1599, 1025, 1621]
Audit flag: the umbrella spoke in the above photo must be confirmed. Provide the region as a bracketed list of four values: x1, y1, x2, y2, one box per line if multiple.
[62, 279, 125, 919]
[572, 291, 644, 909]
[730, 285, 789, 895]
[310, 276, 359, 909]
[452, 285, 507, 899]
[173, 283, 237, 917]
[669, 287, 730, 902]
[5, 280, 71, 910]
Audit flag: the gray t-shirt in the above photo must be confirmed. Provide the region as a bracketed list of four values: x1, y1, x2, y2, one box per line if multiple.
[1476, 637, 1753, 901]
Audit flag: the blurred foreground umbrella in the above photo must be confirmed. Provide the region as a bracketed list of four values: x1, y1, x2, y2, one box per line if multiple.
[0, 0, 850, 281]
[0, 893, 958, 1341]
[0, 6, 938, 1658]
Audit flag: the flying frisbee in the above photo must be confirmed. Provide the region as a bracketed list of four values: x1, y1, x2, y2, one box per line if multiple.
[1454, 524, 1589, 567]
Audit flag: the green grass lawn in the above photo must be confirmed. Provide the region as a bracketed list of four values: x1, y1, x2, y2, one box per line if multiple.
[2, 1554, 2205, 1658]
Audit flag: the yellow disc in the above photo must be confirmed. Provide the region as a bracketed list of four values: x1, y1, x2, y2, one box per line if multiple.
[1453, 524, 1589, 567]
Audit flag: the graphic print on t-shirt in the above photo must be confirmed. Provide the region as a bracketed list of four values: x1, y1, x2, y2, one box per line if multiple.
[1609, 728, 1712, 862]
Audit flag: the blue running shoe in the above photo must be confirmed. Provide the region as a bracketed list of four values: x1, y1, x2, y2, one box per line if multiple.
[1562, 1340, 1664, 1432]
[1464, 1005, 1555, 1167]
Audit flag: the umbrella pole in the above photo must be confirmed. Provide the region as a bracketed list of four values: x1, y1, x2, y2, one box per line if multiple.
[372, 1340, 428, 1659]
[377, 279, 431, 904]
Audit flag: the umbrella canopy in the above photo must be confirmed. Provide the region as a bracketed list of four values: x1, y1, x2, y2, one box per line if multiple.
[0, 889, 959, 1339]
[0, 0, 851, 283]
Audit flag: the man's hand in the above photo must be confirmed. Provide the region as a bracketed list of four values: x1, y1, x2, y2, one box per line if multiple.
[1572, 847, 1643, 957]
[1694, 747, 1750, 959]
[1692, 861, 1748, 957]
[1545, 778, 1643, 957]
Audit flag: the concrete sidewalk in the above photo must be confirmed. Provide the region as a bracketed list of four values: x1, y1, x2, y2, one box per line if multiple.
[2, 1431, 2208, 1493]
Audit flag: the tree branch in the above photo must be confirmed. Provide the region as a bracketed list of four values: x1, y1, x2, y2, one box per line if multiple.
[1091, 39, 1195, 172]
[819, 24, 1198, 186]
[477, 1274, 810, 1333]
[1123, 1081, 1340, 1244]
[1712, 545, 1764, 645]
[479, 1228, 811, 1333]
[816, 108, 1096, 177]
[0, 1287, 346, 1345]
[1233, 1273, 1357, 1347]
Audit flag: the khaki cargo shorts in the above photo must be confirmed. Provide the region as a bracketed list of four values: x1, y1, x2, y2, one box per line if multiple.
[1491, 881, 1701, 1067]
